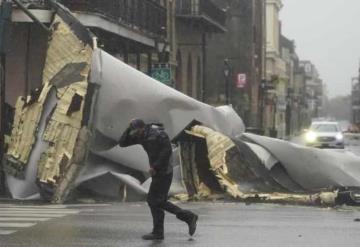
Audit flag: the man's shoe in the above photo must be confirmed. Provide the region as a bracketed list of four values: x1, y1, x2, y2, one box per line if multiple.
[187, 214, 198, 236]
[142, 233, 164, 240]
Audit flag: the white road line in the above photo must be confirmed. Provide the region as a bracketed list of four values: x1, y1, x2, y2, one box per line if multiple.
[0, 222, 36, 228]
[0, 204, 88, 236]
[0, 210, 79, 215]
[0, 213, 67, 217]
[0, 230, 17, 235]
[64, 204, 110, 207]
[0, 217, 51, 221]
[0, 210, 80, 214]
[0, 205, 67, 209]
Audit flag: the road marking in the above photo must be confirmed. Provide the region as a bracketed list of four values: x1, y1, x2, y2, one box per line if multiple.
[0, 222, 36, 228]
[0, 217, 51, 222]
[0, 209, 80, 214]
[0, 230, 17, 235]
[0, 204, 67, 209]
[0, 213, 67, 217]
[0, 205, 84, 235]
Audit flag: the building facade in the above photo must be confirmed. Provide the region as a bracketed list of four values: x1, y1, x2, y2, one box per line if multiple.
[205, 0, 266, 127]
[351, 74, 360, 126]
[173, 0, 226, 100]
[299, 60, 324, 120]
[264, 0, 286, 137]
[3, 0, 167, 107]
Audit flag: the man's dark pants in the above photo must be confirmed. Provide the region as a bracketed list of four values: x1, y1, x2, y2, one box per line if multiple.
[147, 172, 192, 235]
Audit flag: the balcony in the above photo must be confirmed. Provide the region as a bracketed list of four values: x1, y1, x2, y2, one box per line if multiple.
[11, 0, 166, 47]
[60, 0, 167, 38]
[15, 0, 49, 8]
[175, 0, 226, 33]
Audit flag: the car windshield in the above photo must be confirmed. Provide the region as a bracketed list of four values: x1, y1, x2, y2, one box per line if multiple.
[311, 124, 339, 132]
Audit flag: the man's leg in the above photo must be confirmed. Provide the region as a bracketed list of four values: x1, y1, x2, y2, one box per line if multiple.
[157, 173, 199, 236]
[149, 205, 165, 235]
[143, 176, 166, 240]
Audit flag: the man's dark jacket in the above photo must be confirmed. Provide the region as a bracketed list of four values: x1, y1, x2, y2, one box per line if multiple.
[118, 124, 173, 175]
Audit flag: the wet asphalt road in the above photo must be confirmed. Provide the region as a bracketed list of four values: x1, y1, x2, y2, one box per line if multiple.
[2, 137, 360, 247]
[1, 202, 360, 247]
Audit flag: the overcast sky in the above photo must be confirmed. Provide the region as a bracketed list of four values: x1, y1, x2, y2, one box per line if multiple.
[280, 0, 360, 99]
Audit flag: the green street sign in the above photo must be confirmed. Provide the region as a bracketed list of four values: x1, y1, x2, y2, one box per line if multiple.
[151, 64, 172, 85]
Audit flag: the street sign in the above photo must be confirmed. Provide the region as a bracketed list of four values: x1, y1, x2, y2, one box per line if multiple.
[151, 64, 172, 86]
[236, 73, 246, 88]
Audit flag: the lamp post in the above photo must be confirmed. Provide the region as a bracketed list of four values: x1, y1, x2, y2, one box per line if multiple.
[223, 59, 231, 105]
[151, 30, 171, 86]
[286, 88, 293, 137]
[155, 26, 168, 64]
[259, 79, 267, 129]
[155, 38, 168, 64]
[271, 94, 278, 138]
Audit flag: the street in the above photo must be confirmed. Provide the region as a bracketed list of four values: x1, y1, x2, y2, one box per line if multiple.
[0, 137, 359, 247]
[1, 202, 360, 247]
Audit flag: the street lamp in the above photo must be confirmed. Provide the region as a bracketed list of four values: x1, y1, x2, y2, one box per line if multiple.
[223, 59, 231, 105]
[155, 26, 168, 63]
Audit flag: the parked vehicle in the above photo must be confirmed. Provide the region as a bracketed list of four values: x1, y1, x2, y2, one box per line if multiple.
[305, 121, 345, 149]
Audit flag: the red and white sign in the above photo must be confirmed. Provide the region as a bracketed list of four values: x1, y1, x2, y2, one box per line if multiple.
[236, 73, 246, 88]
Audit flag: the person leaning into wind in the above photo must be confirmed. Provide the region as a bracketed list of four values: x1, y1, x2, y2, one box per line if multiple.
[119, 119, 198, 240]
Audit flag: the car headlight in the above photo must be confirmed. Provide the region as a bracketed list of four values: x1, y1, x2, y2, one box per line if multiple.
[306, 131, 317, 143]
[336, 133, 343, 140]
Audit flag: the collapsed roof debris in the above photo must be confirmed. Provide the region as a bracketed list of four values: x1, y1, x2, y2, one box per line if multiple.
[175, 124, 360, 206]
[4, 3, 94, 200]
[3, 2, 244, 202]
[3, 2, 360, 207]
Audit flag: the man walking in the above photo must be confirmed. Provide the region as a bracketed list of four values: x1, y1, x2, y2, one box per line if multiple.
[119, 119, 198, 240]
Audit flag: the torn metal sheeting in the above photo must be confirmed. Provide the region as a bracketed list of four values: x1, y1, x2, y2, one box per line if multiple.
[89, 48, 245, 144]
[242, 133, 360, 190]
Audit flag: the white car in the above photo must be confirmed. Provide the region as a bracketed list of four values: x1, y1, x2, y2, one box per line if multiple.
[305, 121, 345, 149]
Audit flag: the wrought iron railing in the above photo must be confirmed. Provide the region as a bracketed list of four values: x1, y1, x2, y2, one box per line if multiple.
[17, 0, 49, 8]
[60, 0, 167, 37]
[175, 0, 226, 27]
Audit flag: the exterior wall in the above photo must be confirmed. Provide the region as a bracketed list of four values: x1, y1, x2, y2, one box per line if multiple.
[352, 77, 360, 125]
[5, 1, 167, 106]
[300, 60, 323, 119]
[205, 0, 265, 126]
[175, 22, 203, 99]
[251, 0, 266, 127]
[265, 0, 285, 137]
[5, 23, 47, 106]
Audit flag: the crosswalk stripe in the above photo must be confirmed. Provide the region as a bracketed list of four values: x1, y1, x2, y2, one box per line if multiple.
[0, 209, 80, 214]
[0, 223, 36, 228]
[0, 204, 98, 236]
[0, 213, 67, 217]
[0, 230, 17, 235]
[0, 205, 67, 209]
[0, 217, 51, 222]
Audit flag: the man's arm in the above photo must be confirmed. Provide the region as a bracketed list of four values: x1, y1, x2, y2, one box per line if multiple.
[152, 132, 172, 172]
[118, 126, 139, 147]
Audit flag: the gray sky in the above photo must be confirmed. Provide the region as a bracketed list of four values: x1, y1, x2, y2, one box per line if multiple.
[281, 0, 360, 98]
